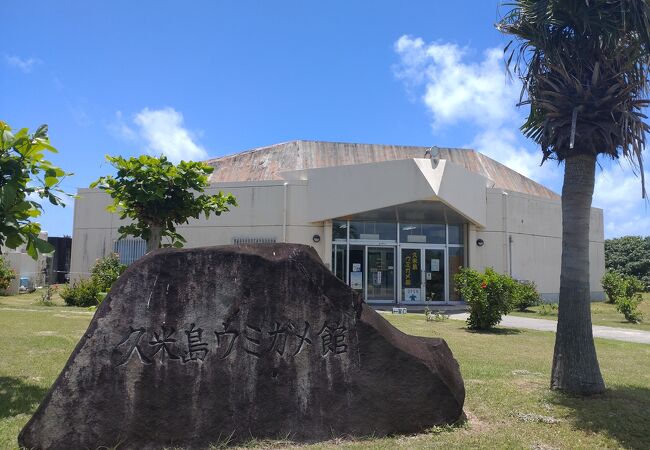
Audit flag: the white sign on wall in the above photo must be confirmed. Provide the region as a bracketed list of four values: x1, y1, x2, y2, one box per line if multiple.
[431, 259, 440, 272]
[404, 288, 421, 303]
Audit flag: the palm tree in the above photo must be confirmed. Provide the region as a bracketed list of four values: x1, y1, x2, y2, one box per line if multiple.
[498, 0, 650, 395]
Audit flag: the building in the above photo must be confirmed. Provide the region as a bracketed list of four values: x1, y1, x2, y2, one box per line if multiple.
[70, 140, 606, 304]
[1, 233, 50, 295]
[46, 236, 72, 284]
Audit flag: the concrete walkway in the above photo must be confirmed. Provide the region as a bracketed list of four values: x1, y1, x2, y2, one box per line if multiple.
[448, 313, 650, 345]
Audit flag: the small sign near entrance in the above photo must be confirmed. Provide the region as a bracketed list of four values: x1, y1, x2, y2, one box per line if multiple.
[404, 288, 421, 303]
[350, 272, 363, 289]
[431, 259, 440, 272]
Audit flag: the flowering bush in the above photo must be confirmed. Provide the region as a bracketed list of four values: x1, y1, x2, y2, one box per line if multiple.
[0, 256, 16, 292]
[454, 267, 516, 330]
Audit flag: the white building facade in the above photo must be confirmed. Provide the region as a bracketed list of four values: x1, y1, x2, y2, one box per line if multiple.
[70, 141, 606, 304]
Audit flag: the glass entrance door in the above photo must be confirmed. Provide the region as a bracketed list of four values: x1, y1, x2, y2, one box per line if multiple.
[401, 247, 446, 303]
[366, 247, 395, 302]
[424, 248, 445, 302]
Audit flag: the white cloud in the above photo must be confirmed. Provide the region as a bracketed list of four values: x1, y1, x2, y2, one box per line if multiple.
[593, 162, 650, 237]
[393, 35, 557, 186]
[108, 107, 208, 162]
[107, 111, 137, 141]
[468, 128, 558, 184]
[4, 54, 41, 73]
[393, 35, 650, 238]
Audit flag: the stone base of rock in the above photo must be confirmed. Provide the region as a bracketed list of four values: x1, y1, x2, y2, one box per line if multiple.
[19, 244, 465, 449]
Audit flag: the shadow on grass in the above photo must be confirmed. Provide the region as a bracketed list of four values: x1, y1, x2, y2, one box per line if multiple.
[551, 385, 650, 450]
[0, 376, 48, 420]
[465, 327, 523, 335]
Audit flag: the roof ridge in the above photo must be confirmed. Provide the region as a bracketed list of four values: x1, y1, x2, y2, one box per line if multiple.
[204, 140, 474, 164]
[203, 140, 301, 164]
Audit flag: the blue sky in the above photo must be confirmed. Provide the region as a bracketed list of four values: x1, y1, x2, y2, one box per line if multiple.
[2, 0, 648, 238]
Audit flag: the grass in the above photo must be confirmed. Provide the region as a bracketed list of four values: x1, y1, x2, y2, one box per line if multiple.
[1, 292, 649, 449]
[510, 293, 650, 332]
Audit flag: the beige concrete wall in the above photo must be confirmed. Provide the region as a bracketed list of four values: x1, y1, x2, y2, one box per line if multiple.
[0, 252, 42, 295]
[469, 189, 605, 300]
[71, 181, 326, 280]
[283, 158, 487, 227]
[70, 175, 606, 302]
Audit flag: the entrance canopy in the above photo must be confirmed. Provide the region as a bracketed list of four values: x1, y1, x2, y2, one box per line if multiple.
[281, 158, 488, 227]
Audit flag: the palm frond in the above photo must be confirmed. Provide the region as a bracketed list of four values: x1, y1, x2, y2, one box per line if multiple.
[498, 0, 650, 197]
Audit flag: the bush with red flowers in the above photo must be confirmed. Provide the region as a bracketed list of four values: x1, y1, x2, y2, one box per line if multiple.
[454, 267, 517, 330]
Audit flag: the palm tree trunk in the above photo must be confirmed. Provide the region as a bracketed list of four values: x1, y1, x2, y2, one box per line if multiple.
[551, 153, 605, 395]
[146, 225, 162, 253]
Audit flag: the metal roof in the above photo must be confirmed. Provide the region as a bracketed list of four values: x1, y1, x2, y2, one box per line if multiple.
[204, 140, 559, 200]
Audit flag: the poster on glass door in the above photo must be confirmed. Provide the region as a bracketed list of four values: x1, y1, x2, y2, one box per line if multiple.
[404, 288, 421, 302]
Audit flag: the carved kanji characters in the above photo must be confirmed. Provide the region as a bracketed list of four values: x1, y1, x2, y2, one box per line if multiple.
[288, 321, 313, 356]
[266, 321, 289, 355]
[115, 326, 152, 367]
[243, 324, 263, 357]
[215, 322, 239, 359]
[183, 323, 208, 362]
[318, 322, 348, 355]
[149, 325, 180, 361]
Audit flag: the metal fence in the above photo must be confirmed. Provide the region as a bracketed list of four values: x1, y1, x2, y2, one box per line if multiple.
[114, 238, 147, 265]
[232, 236, 277, 245]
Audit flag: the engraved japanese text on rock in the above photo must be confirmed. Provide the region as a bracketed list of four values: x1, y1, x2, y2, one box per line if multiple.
[19, 244, 465, 450]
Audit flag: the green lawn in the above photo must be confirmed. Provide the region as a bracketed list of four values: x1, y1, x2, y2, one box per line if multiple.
[510, 294, 650, 332]
[1, 292, 649, 450]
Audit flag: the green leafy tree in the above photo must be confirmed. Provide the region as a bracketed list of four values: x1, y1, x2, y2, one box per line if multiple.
[499, 0, 650, 394]
[91, 155, 237, 252]
[0, 121, 71, 258]
[605, 236, 650, 288]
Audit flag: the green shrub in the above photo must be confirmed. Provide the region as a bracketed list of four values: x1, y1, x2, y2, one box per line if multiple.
[37, 285, 57, 306]
[91, 253, 126, 292]
[424, 307, 449, 322]
[0, 256, 16, 291]
[454, 267, 516, 330]
[602, 270, 624, 303]
[602, 270, 645, 322]
[539, 303, 558, 316]
[60, 278, 100, 307]
[616, 294, 644, 323]
[512, 280, 542, 311]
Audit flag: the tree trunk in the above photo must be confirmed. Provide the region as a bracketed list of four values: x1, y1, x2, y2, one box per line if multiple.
[146, 225, 162, 253]
[551, 154, 605, 395]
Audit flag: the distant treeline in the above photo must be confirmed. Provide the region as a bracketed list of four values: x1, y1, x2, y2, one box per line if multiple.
[605, 236, 650, 290]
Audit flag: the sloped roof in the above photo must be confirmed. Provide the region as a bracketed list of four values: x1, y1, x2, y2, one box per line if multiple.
[204, 140, 559, 200]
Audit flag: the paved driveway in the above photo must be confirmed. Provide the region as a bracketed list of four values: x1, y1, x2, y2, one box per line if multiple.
[448, 313, 650, 345]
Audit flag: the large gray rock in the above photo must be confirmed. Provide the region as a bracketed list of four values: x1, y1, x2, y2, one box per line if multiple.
[19, 244, 465, 449]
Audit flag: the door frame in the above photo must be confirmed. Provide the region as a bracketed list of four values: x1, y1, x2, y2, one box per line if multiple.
[398, 244, 448, 305]
[364, 245, 396, 304]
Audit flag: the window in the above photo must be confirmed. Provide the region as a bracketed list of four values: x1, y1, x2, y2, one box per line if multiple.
[448, 247, 464, 301]
[333, 220, 347, 241]
[348, 221, 396, 241]
[399, 223, 445, 244]
[331, 244, 347, 282]
[448, 224, 465, 245]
